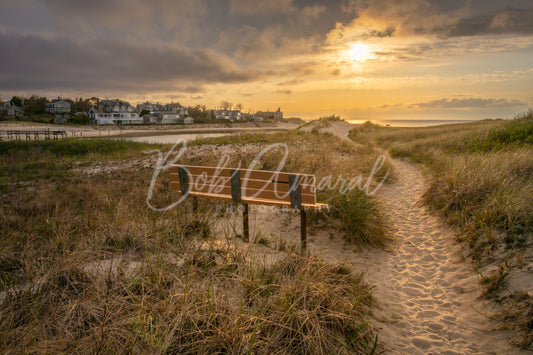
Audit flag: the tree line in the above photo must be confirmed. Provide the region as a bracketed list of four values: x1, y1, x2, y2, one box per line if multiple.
[3, 96, 97, 116]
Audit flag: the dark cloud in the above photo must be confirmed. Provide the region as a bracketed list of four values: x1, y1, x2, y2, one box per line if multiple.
[445, 8, 533, 37]
[0, 32, 255, 93]
[277, 89, 292, 95]
[411, 97, 529, 109]
[331, 0, 533, 42]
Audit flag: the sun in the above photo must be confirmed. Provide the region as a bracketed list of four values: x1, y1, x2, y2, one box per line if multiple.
[347, 43, 370, 62]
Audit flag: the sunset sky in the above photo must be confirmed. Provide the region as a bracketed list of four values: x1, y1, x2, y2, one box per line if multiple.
[1, 0, 532, 121]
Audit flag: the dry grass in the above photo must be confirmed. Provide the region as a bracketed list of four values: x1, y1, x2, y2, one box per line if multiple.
[191, 130, 391, 246]
[351, 112, 533, 348]
[0, 131, 387, 353]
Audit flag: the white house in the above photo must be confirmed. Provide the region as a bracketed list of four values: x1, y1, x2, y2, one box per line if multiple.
[161, 102, 188, 117]
[161, 113, 183, 124]
[274, 107, 283, 120]
[184, 117, 194, 124]
[214, 109, 242, 121]
[89, 99, 142, 125]
[0, 102, 24, 117]
[45, 100, 71, 115]
[89, 109, 142, 125]
[256, 108, 283, 120]
[136, 101, 163, 112]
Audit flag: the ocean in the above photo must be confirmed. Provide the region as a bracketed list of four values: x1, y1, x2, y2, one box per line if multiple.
[347, 119, 478, 127]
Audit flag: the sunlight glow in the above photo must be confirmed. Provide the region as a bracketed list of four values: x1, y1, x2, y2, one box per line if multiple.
[347, 43, 370, 61]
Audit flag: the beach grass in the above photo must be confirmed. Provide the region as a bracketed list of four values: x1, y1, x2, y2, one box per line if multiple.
[192, 130, 391, 246]
[351, 111, 533, 348]
[0, 130, 387, 352]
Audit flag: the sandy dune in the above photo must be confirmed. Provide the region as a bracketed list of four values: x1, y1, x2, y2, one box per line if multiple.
[54, 120, 526, 352]
[354, 158, 525, 354]
[228, 121, 526, 353]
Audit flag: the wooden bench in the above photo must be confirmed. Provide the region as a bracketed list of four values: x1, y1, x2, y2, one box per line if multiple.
[168, 165, 329, 252]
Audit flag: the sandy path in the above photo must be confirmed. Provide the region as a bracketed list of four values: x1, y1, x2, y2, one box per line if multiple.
[224, 155, 523, 353]
[352, 158, 524, 354]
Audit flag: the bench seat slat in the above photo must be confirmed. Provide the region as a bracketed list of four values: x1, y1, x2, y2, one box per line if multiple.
[169, 173, 316, 191]
[181, 191, 328, 210]
[169, 173, 316, 196]
[170, 181, 317, 204]
[169, 166, 316, 184]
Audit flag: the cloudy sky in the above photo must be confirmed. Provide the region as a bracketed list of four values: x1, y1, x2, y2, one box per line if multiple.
[1, 0, 532, 120]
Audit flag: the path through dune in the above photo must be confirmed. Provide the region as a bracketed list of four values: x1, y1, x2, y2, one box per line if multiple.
[353, 158, 523, 354]
[213, 122, 525, 353]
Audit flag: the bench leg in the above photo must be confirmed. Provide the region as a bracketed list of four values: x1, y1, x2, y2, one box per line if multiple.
[192, 196, 199, 212]
[243, 203, 249, 241]
[300, 209, 307, 254]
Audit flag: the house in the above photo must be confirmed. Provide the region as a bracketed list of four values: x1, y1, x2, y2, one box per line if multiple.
[88, 99, 142, 125]
[214, 109, 242, 121]
[161, 113, 183, 124]
[274, 107, 283, 120]
[136, 101, 163, 113]
[136, 101, 189, 124]
[0, 102, 24, 117]
[160, 102, 188, 118]
[184, 117, 194, 124]
[45, 100, 71, 115]
[256, 107, 283, 120]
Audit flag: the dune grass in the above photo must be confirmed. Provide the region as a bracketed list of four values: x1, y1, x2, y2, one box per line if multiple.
[0, 138, 164, 185]
[192, 130, 391, 246]
[350, 111, 532, 348]
[0, 131, 387, 352]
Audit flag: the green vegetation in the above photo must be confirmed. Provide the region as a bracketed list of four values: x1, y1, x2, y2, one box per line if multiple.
[0, 130, 388, 352]
[350, 111, 533, 348]
[0, 139, 164, 185]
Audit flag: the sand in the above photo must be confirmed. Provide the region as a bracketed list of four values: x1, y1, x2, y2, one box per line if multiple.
[354, 158, 524, 354]
[226, 121, 527, 353]
[297, 120, 354, 140]
[35, 119, 528, 353]
[0, 121, 299, 140]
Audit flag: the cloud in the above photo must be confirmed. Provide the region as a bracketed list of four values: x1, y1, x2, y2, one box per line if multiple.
[328, 0, 533, 44]
[299, 5, 327, 24]
[229, 0, 294, 15]
[277, 89, 292, 95]
[446, 8, 533, 37]
[411, 97, 530, 109]
[0, 32, 255, 94]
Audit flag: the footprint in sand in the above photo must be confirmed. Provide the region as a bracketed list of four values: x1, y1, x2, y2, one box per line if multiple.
[352, 158, 528, 354]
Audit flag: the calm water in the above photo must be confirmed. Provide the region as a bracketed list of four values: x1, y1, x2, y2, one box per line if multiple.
[125, 133, 232, 144]
[347, 119, 477, 127]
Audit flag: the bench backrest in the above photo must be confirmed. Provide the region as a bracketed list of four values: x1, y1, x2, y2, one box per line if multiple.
[169, 165, 317, 208]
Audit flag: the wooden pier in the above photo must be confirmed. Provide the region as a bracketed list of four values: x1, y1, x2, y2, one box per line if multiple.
[1, 129, 68, 141]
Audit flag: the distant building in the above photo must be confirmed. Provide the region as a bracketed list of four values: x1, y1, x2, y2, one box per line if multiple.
[0, 102, 24, 117]
[136, 101, 188, 124]
[136, 101, 163, 112]
[256, 108, 283, 120]
[160, 102, 188, 117]
[89, 99, 141, 125]
[214, 109, 242, 121]
[45, 100, 71, 115]
[161, 113, 183, 124]
[274, 107, 283, 120]
[184, 116, 194, 124]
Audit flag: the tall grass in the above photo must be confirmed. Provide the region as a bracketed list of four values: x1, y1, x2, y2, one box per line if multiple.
[194, 130, 391, 246]
[0, 138, 163, 185]
[0, 132, 387, 352]
[352, 111, 532, 348]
